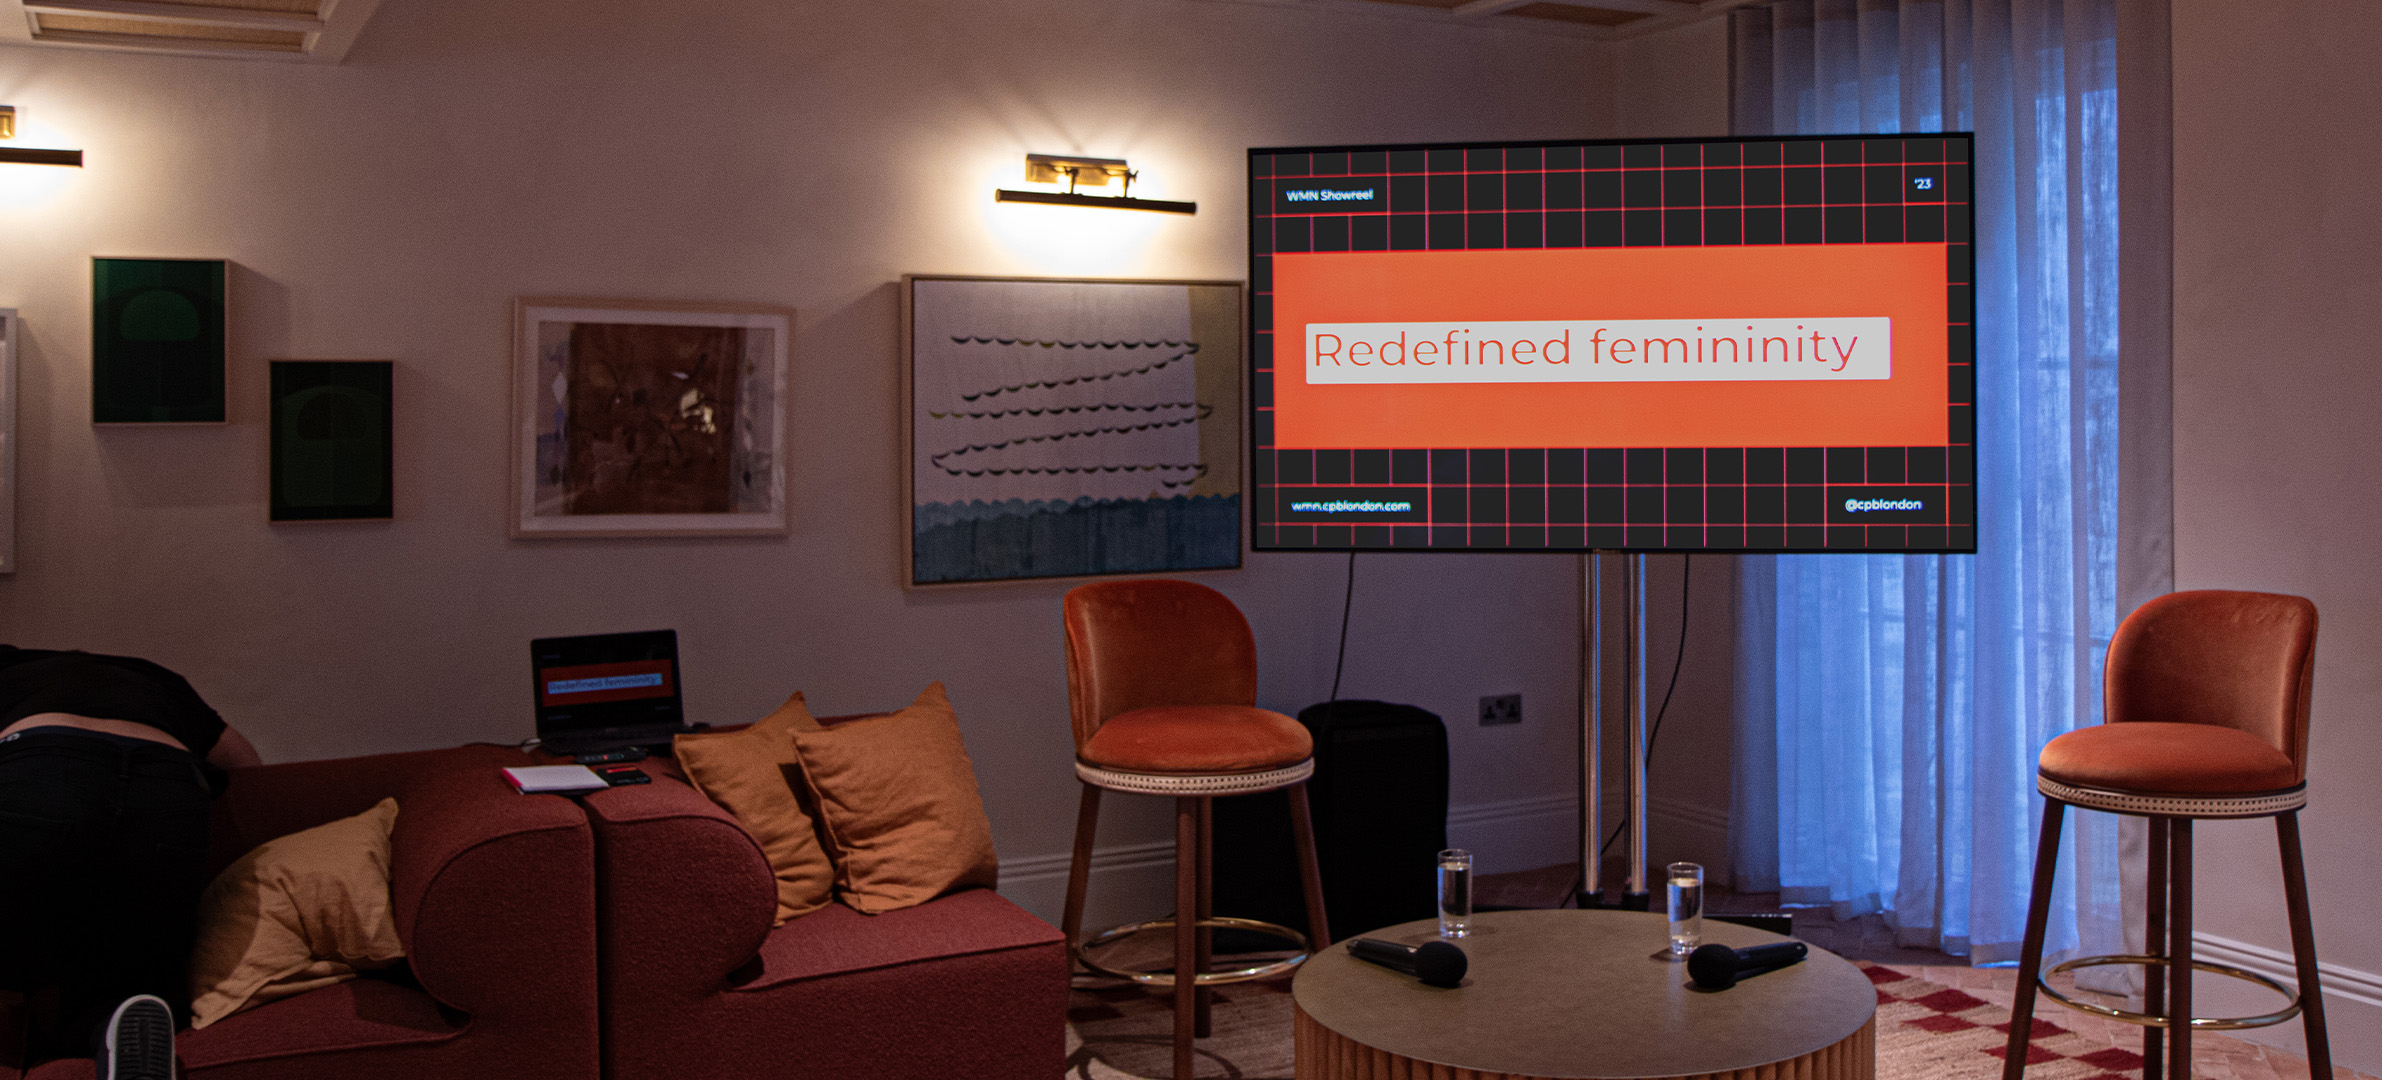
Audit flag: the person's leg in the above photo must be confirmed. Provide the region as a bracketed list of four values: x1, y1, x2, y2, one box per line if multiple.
[68, 743, 213, 1057]
[101, 748, 214, 1025]
[0, 732, 212, 1063]
[0, 734, 120, 1060]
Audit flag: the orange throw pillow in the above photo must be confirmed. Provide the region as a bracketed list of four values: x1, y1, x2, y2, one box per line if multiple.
[789, 682, 999, 914]
[674, 692, 835, 924]
[187, 798, 405, 1028]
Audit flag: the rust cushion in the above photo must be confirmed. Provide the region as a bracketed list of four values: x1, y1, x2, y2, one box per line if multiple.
[1077, 705, 1313, 775]
[788, 683, 1000, 915]
[674, 693, 836, 925]
[187, 798, 405, 1029]
[2038, 721, 2298, 795]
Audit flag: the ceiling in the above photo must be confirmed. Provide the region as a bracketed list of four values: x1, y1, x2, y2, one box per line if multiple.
[0, 0, 1736, 65]
[1238, 0, 1755, 39]
[0, 0, 383, 62]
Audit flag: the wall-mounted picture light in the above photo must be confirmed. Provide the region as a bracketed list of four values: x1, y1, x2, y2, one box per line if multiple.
[0, 107, 84, 167]
[995, 154, 1194, 215]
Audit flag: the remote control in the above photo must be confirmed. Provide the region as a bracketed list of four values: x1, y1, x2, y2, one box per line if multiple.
[594, 764, 651, 786]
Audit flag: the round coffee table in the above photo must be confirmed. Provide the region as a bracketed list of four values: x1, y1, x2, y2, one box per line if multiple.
[1292, 909, 1876, 1080]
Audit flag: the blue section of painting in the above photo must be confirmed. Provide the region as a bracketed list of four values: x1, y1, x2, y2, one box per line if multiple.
[913, 495, 1240, 583]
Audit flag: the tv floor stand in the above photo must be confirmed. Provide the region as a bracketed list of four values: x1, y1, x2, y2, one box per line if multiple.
[1578, 550, 1651, 911]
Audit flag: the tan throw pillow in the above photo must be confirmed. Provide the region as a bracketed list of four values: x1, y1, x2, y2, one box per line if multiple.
[187, 797, 405, 1028]
[789, 682, 998, 914]
[674, 692, 835, 924]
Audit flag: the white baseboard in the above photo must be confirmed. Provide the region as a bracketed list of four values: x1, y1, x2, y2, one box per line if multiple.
[2192, 931, 2382, 1009]
[998, 838, 1178, 930]
[1449, 793, 1577, 873]
[2189, 931, 2382, 1075]
[996, 792, 1585, 928]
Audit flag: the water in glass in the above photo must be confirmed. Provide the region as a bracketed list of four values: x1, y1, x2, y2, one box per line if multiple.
[1666, 861, 1703, 957]
[1437, 848, 1473, 938]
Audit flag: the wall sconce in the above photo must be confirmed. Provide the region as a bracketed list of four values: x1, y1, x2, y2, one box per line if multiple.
[995, 154, 1194, 215]
[0, 107, 84, 167]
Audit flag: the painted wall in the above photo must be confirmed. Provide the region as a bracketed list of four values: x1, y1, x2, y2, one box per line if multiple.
[0, 0, 1631, 930]
[2171, 0, 2382, 1067]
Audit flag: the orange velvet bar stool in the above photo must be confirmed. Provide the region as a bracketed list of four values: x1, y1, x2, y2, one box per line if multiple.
[1061, 578, 1331, 1080]
[2003, 590, 2330, 1080]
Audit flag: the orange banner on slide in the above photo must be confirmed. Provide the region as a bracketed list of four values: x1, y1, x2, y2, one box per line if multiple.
[1269, 245, 1951, 449]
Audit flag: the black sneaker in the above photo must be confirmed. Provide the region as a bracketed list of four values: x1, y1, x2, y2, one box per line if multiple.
[98, 994, 177, 1080]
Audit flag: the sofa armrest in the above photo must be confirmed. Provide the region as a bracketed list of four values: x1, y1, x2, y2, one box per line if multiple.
[580, 766, 776, 997]
[385, 764, 595, 1025]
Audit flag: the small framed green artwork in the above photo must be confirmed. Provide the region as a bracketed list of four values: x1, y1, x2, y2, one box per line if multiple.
[92, 257, 228, 424]
[269, 360, 393, 522]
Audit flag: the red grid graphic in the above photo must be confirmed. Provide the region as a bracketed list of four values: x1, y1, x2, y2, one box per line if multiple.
[1249, 134, 1976, 553]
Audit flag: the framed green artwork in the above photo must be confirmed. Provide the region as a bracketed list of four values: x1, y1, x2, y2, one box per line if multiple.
[269, 361, 393, 522]
[92, 257, 228, 424]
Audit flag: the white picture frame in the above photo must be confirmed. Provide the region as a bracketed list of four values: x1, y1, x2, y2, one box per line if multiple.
[510, 298, 791, 538]
[0, 308, 14, 573]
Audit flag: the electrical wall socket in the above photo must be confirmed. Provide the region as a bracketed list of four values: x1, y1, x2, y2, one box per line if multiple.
[1478, 693, 1522, 726]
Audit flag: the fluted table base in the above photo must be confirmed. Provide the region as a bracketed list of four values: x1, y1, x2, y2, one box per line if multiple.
[1297, 1006, 1875, 1080]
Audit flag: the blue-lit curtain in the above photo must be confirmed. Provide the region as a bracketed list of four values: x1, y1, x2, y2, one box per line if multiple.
[1728, 0, 2124, 968]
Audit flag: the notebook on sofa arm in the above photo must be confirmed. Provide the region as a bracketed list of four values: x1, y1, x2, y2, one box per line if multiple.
[531, 629, 691, 755]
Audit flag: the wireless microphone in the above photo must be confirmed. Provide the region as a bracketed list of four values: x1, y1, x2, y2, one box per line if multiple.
[1686, 941, 1808, 989]
[1346, 938, 1468, 988]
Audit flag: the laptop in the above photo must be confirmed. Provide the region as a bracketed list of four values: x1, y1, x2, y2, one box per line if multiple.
[530, 629, 692, 755]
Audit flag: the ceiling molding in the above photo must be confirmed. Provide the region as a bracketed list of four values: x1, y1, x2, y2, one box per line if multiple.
[0, 0, 382, 63]
[1204, 0, 1753, 41]
[1202, 0, 1621, 41]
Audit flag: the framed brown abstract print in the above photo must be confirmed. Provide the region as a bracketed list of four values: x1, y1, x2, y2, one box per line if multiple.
[511, 298, 791, 538]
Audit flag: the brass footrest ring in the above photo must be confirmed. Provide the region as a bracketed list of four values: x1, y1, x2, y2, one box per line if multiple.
[1074, 916, 1312, 987]
[2039, 954, 2301, 1031]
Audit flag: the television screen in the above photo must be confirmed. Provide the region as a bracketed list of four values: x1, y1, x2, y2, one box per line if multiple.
[1248, 135, 1974, 554]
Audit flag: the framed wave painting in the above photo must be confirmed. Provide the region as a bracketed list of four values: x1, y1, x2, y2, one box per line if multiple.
[902, 276, 1242, 586]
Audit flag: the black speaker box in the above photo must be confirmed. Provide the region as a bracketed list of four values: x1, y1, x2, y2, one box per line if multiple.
[1211, 699, 1448, 948]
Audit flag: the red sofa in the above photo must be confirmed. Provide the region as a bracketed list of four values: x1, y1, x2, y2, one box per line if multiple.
[580, 755, 1069, 1080]
[2, 744, 599, 1080]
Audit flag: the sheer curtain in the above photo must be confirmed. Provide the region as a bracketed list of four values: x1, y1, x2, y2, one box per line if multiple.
[1728, 0, 2125, 967]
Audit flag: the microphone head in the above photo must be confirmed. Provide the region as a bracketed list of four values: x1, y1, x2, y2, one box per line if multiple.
[1412, 940, 1469, 987]
[1687, 943, 1740, 989]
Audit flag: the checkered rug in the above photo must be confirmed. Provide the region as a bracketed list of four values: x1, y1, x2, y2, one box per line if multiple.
[1064, 962, 2148, 1080]
[1867, 963, 2143, 1080]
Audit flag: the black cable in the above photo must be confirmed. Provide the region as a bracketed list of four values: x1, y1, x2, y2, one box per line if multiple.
[1641, 553, 1691, 768]
[1594, 553, 1692, 860]
[1328, 551, 1357, 702]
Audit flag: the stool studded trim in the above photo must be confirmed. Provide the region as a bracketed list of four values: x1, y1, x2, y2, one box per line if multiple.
[1075, 758, 1315, 796]
[2035, 775, 2307, 819]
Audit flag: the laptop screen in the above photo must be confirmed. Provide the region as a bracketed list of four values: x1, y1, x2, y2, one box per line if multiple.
[532, 629, 685, 742]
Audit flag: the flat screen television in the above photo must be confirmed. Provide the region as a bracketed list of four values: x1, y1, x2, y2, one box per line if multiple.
[1248, 134, 1975, 554]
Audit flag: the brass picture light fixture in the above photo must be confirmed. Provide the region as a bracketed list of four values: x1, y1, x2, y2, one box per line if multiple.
[995, 153, 1194, 215]
[0, 107, 84, 167]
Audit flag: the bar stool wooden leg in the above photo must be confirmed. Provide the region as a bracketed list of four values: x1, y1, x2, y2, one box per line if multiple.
[2169, 820, 2193, 1080]
[1195, 796, 1214, 1039]
[2004, 799, 2068, 1080]
[1061, 783, 1102, 970]
[1287, 781, 1332, 948]
[2276, 812, 2332, 1080]
[2145, 816, 2169, 1080]
[1174, 796, 1199, 1080]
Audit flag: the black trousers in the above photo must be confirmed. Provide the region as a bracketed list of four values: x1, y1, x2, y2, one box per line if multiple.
[0, 728, 214, 1061]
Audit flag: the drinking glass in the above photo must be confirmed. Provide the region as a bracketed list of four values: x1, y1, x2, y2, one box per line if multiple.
[1666, 861, 1704, 957]
[1437, 848, 1473, 939]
